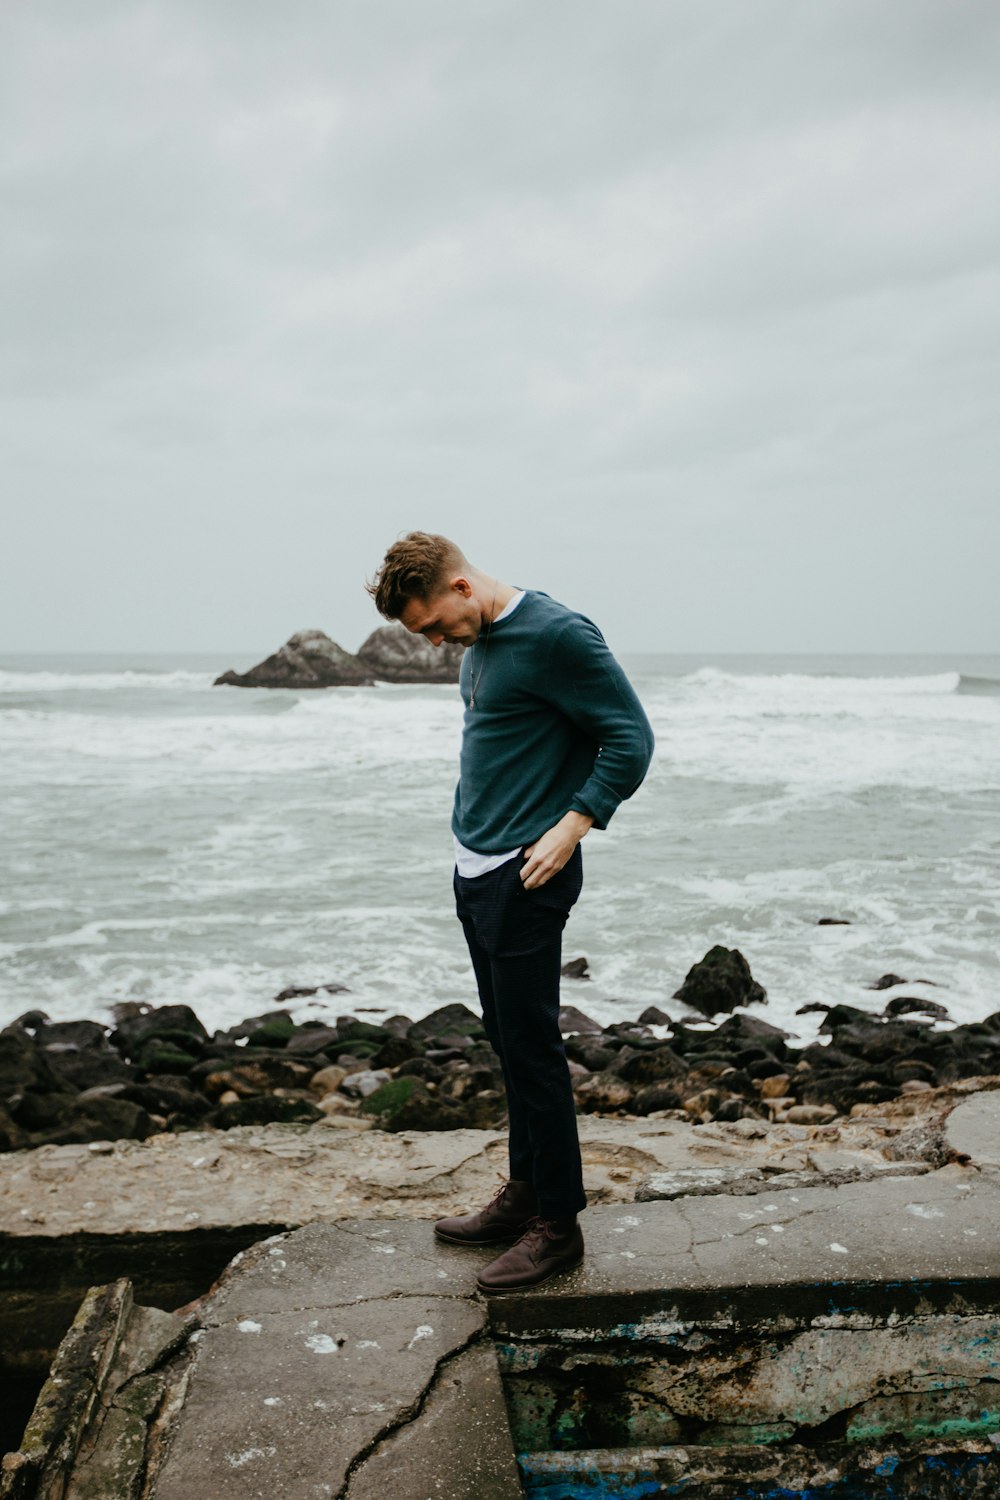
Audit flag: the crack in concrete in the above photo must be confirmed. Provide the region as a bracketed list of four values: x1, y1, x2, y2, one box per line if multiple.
[202, 1292, 478, 1328]
[335, 1326, 489, 1500]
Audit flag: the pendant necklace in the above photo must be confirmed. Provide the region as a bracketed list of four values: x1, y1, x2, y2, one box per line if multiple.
[469, 579, 499, 710]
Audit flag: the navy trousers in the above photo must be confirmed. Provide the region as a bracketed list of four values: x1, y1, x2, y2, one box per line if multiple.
[454, 845, 586, 1220]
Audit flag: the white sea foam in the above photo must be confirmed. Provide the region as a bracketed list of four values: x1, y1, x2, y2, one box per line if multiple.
[0, 669, 212, 693]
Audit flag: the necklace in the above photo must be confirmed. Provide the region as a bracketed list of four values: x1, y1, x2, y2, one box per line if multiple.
[469, 579, 499, 710]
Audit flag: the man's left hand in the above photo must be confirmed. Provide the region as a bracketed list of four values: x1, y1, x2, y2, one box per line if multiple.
[521, 810, 594, 890]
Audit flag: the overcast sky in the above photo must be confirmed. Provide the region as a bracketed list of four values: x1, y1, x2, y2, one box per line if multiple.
[2, 1, 998, 655]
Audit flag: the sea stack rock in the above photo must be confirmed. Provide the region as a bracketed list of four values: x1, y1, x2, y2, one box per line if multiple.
[214, 630, 374, 688]
[356, 624, 463, 683]
[673, 945, 768, 1018]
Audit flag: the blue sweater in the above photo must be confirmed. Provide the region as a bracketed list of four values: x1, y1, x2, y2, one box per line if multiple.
[451, 590, 655, 852]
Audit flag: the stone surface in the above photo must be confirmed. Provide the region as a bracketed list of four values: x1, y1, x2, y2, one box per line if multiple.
[0, 1104, 967, 1240]
[946, 1091, 1000, 1168]
[356, 623, 462, 683]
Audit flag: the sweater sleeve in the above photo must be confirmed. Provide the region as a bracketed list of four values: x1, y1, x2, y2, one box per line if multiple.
[544, 615, 655, 829]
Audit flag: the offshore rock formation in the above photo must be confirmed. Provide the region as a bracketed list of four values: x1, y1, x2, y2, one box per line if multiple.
[356, 624, 462, 683]
[214, 624, 462, 689]
[214, 629, 374, 688]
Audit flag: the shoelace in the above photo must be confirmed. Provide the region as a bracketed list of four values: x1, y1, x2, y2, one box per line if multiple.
[517, 1216, 562, 1247]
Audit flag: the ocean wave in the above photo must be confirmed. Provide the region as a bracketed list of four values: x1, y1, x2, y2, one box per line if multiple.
[0, 669, 213, 693]
[681, 667, 963, 697]
[957, 674, 1000, 697]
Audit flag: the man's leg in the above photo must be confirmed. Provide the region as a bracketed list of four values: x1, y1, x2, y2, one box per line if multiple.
[458, 914, 533, 1185]
[487, 935, 585, 1220]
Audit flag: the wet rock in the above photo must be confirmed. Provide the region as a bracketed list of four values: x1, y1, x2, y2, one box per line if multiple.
[784, 1104, 837, 1125]
[370, 1034, 420, 1069]
[309, 1064, 347, 1095]
[111, 1004, 209, 1055]
[341, 1069, 392, 1099]
[394, 1057, 445, 1084]
[560, 956, 590, 981]
[868, 973, 909, 990]
[637, 1006, 674, 1026]
[407, 1004, 481, 1043]
[609, 1045, 686, 1087]
[573, 1072, 634, 1114]
[558, 1005, 602, 1035]
[672, 946, 767, 1018]
[356, 623, 462, 683]
[243, 1017, 299, 1049]
[683, 1087, 727, 1121]
[121, 1080, 209, 1123]
[563, 1037, 617, 1072]
[817, 917, 852, 925]
[215, 629, 375, 688]
[884, 996, 951, 1022]
[0, 1102, 30, 1150]
[360, 1076, 469, 1132]
[632, 1083, 684, 1115]
[206, 1095, 323, 1129]
[273, 980, 350, 1003]
[285, 1025, 342, 1057]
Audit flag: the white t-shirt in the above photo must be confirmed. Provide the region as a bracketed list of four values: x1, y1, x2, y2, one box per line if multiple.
[453, 590, 526, 878]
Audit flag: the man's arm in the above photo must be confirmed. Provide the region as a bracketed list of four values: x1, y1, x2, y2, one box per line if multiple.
[520, 614, 654, 889]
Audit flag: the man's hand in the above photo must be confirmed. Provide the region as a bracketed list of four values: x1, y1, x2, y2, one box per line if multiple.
[520, 810, 594, 890]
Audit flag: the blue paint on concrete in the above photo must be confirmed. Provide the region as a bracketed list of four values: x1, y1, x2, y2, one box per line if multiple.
[874, 1455, 900, 1476]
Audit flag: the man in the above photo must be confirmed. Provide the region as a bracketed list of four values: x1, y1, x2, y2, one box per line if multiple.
[366, 532, 654, 1291]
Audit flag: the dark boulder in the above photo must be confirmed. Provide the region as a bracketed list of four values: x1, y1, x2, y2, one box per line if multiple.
[360, 1076, 470, 1132]
[610, 1045, 687, 1087]
[883, 996, 951, 1023]
[573, 1072, 635, 1114]
[672, 947, 767, 1018]
[285, 1026, 342, 1057]
[560, 956, 590, 981]
[207, 1095, 324, 1129]
[867, 973, 908, 991]
[356, 624, 462, 684]
[637, 1006, 674, 1027]
[273, 980, 350, 1003]
[111, 1005, 208, 1062]
[563, 1036, 617, 1072]
[407, 1004, 482, 1043]
[632, 1083, 684, 1115]
[558, 1006, 603, 1036]
[215, 630, 374, 689]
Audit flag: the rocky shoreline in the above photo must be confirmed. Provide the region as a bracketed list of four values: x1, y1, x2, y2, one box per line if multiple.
[3, 949, 998, 1155]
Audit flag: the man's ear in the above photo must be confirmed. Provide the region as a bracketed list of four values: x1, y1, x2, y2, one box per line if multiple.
[450, 575, 474, 598]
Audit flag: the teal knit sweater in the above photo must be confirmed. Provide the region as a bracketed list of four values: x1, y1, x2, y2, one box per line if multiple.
[451, 590, 655, 852]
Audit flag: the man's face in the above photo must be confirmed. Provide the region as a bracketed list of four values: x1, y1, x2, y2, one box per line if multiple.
[399, 580, 481, 648]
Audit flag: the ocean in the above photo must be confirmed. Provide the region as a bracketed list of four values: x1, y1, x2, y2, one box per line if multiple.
[1, 652, 998, 1044]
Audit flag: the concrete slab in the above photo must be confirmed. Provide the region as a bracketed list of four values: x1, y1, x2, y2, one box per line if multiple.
[154, 1296, 486, 1500]
[344, 1342, 522, 1500]
[488, 1165, 1000, 1337]
[947, 1091, 1000, 1168]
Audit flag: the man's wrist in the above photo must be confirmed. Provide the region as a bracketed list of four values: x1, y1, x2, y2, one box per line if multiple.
[561, 810, 594, 840]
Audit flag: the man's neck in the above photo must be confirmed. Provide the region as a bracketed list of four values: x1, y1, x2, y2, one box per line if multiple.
[473, 575, 519, 623]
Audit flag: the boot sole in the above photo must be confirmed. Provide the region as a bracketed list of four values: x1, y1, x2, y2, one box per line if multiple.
[476, 1251, 584, 1293]
[433, 1228, 524, 1247]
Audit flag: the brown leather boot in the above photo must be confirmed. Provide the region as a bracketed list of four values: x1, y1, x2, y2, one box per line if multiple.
[433, 1179, 538, 1246]
[476, 1216, 584, 1292]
